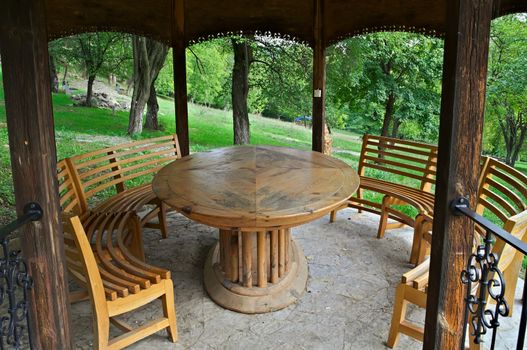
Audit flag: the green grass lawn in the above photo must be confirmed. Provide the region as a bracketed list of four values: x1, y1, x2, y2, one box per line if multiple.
[0, 85, 367, 223]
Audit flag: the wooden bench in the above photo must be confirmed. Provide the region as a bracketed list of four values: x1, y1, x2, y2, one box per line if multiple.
[57, 134, 181, 239]
[330, 134, 437, 239]
[387, 156, 527, 348]
[63, 212, 178, 349]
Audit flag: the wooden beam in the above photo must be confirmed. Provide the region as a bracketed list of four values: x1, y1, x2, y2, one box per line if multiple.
[423, 0, 494, 348]
[0, 0, 72, 348]
[173, 0, 190, 156]
[311, 0, 325, 153]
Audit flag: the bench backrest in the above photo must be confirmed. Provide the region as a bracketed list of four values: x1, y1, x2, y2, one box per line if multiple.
[358, 134, 438, 192]
[63, 134, 181, 210]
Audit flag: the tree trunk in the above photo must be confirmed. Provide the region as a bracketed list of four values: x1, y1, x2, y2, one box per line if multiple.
[391, 118, 401, 139]
[381, 92, 395, 137]
[145, 83, 160, 130]
[499, 110, 527, 167]
[62, 64, 68, 85]
[49, 55, 59, 93]
[85, 74, 96, 107]
[231, 37, 253, 145]
[128, 36, 168, 135]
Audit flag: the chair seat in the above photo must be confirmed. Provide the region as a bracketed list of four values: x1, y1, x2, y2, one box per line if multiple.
[93, 183, 158, 215]
[63, 213, 178, 348]
[78, 211, 170, 301]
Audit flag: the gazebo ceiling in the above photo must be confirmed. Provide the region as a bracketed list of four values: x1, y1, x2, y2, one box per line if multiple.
[44, 0, 527, 46]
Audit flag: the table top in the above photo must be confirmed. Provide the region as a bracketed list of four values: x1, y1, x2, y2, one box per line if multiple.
[152, 145, 359, 230]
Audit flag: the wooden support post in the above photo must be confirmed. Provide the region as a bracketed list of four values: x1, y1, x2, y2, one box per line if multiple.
[173, 0, 189, 156]
[230, 231, 239, 282]
[257, 231, 267, 288]
[242, 232, 253, 287]
[278, 229, 286, 277]
[311, 0, 326, 153]
[0, 0, 72, 348]
[423, 1, 494, 349]
[271, 230, 279, 283]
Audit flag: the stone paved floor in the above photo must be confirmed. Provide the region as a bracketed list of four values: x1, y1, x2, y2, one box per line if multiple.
[70, 208, 524, 349]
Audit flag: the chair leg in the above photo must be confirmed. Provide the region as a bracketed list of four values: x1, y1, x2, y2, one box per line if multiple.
[329, 210, 337, 223]
[158, 202, 169, 239]
[93, 313, 110, 350]
[387, 284, 408, 348]
[162, 279, 178, 342]
[377, 196, 393, 239]
[502, 254, 523, 316]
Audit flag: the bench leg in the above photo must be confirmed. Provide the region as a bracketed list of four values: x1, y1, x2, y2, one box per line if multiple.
[410, 216, 424, 265]
[130, 216, 146, 261]
[162, 279, 178, 342]
[357, 188, 363, 213]
[387, 284, 407, 348]
[411, 217, 432, 265]
[158, 202, 169, 239]
[329, 210, 337, 223]
[377, 196, 393, 239]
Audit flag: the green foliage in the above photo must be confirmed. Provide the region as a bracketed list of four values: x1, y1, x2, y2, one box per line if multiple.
[50, 33, 132, 82]
[250, 38, 312, 120]
[484, 14, 527, 164]
[327, 32, 444, 141]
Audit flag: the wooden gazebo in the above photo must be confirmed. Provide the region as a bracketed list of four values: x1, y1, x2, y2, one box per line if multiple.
[1, 0, 526, 348]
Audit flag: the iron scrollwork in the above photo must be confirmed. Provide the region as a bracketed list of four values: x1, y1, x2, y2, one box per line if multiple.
[0, 202, 42, 349]
[461, 231, 509, 348]
[0, 240, 33, 350]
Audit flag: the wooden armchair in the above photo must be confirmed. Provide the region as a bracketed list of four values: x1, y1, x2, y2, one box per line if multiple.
[63, 213, 178, 349]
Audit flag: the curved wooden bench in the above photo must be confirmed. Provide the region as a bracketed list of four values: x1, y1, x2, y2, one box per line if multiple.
[63, 212, 178, 349]
[387, 157, 527, 348]
[57, 134, 181, 239]
[330, 134, 437, 240]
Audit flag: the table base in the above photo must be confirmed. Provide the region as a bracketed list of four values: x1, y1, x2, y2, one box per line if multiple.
[203, 229, 308, 314]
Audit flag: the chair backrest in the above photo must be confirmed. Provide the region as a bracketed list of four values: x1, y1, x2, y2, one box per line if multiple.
[57, 159, 87, 214]
[476, 157, 527, 300]
[476, 157, 527, 224]
[62, 215, 108, 310]
[358, 134, 438, 192]
[65, 134, 181, 208]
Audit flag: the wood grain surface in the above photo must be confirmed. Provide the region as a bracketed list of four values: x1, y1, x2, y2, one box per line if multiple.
[153, 145, 359, 230]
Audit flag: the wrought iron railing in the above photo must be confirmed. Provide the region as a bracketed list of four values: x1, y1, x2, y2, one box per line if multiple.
[452, 197, 527, 350]
[0, 203, 42, 350]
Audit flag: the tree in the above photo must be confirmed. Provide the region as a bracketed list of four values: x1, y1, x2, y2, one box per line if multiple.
[58, 33, 130, 107]
[485, 15, 527, 166]
[128, 36, 169, 135]
[231, 36, 253, 144]
[327, 33, 443, 141]
[251, 37, 312, 122]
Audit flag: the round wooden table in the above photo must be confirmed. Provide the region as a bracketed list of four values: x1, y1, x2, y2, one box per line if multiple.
[153, 145, 359, 313]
